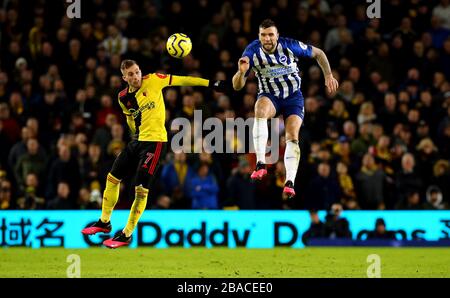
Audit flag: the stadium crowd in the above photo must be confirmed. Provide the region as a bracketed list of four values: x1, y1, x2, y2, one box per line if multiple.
[0, 0, 449, 211]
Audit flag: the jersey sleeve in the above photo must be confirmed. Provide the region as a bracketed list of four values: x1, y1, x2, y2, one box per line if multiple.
[150, 73, 209, 89]
[169, 75, 209, 87]
[241, 45, 255, 77]
[287, 38, 313, 58]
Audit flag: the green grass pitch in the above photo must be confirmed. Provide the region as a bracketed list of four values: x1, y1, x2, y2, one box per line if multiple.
[1, 247, 449, 278]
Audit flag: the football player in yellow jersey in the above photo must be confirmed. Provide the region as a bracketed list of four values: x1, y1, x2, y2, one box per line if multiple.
[82, 59, 226, 248]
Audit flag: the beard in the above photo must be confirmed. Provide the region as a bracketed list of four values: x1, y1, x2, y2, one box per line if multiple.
[263, 42, 276, 53]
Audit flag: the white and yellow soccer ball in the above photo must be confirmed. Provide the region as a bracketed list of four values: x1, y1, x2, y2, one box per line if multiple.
[166, 33, 192, 59]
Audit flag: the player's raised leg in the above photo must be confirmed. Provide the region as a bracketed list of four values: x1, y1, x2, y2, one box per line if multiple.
[81, 146, 130, 235]
[103, 142, 165, 248]
[81, 173, 120, 235]
[103, 185, 148, 248]
[251, 96, 276, 180]
[283, 114, 302, 198]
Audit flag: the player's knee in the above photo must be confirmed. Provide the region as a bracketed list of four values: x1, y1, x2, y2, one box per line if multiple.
[107, 173, 122, 185]
[255, 99, 274, 118]
[135, 185, 149, 200]
[254, 106, 269, 118]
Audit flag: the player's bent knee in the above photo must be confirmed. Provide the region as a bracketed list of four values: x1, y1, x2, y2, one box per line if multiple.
[107, 173, 122, 184]
[135, 185, 149, 200]
[255, 98, 275, 118]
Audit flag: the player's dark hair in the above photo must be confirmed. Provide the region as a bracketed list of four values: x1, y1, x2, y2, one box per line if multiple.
[120, 59, 137, 71]
[259, 19, 277, 29]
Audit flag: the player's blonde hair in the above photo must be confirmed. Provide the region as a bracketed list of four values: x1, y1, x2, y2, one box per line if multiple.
[120, 59, 137, 72]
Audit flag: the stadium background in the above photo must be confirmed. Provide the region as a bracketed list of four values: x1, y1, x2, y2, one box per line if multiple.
[1, 0, 449, 212]
[0, 0, 450, 278]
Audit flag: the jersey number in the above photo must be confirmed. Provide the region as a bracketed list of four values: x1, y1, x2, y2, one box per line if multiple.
[142, 152, 154, 169]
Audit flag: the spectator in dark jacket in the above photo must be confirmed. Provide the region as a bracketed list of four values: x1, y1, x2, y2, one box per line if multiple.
[324, 203, 352, 239]
[14, 138, 47, 192]
[395, 190, 423, 210]
[302, 210, 326, 245]
[366, 218, 397, 240]
[305, 162, 341, 210]
[395, 153, 423, 204]
[226, 157, 256, 209]
[356, 153, 386, 209]
[47, 181, 74, 209]
[46, 143, 80, 200]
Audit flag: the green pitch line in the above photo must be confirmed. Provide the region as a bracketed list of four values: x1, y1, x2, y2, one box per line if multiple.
[0, 247, 449, 278]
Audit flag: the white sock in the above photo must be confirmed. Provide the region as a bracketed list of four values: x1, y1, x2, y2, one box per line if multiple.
[253, 118, 268, 164]
[284, 140, 300, 184]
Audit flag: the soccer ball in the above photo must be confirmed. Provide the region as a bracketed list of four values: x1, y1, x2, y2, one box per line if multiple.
[166, 33, 192, 59]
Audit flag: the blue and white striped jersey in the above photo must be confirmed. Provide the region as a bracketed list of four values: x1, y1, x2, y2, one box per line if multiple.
[242, 37, 313, 99]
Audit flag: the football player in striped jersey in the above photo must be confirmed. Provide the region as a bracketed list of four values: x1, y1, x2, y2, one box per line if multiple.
[232, 19, 339, 199]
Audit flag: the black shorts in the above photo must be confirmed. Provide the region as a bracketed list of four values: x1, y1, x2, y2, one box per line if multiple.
[110, 140, 167, 189]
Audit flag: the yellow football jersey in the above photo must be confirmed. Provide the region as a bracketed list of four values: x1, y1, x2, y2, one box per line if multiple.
[118, 73, 209, 142]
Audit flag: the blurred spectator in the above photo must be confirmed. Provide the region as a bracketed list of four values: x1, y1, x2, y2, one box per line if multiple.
[431, 160, 450, 204]
[152, 194, 171, 210]
[357, 102, 377, 125]
[395, 153, 423, 204]
[302, 210, 326, 245]
[395, 190, 423, 210]
[355, 154, 385, 210]
[16, 173, 45, 209]
[8, 126, 46, 172]
[47, 181, 74, 209]
[378, 92, 400, 134]
[92, 114, 118, 153]
[305, 162, 340, 210]
[46, 143, 80, 200]
[14, 138, 47, 192]
[432, 0, 450, 30]
[415, 138, 439, 187]
[77, 187, 101, 210]
[366, 218, 397, 240]
[101, 25, 128, 57]
[336, 162, 358, 210]
[96, 95, 121, 127]
[186, 162, 219, 209]
[0, 179, 13, 209]
[423, 185, 448, 210]
[226, 156, 256, 209]
[0, 102, 21, 144]
[81, 143, 106, 188]
[351, 122, 375, 158]
[161, 152, 193, 208]
[324, 203, 352, 239]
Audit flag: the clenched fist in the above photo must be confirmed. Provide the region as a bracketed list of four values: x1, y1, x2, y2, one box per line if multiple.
[238, 56, 250, 74]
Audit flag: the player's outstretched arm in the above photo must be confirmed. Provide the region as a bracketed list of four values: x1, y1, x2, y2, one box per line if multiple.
[232, 57, 250, 91]
[311, 46, 339, 95]
[170, 75, 227, 92]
